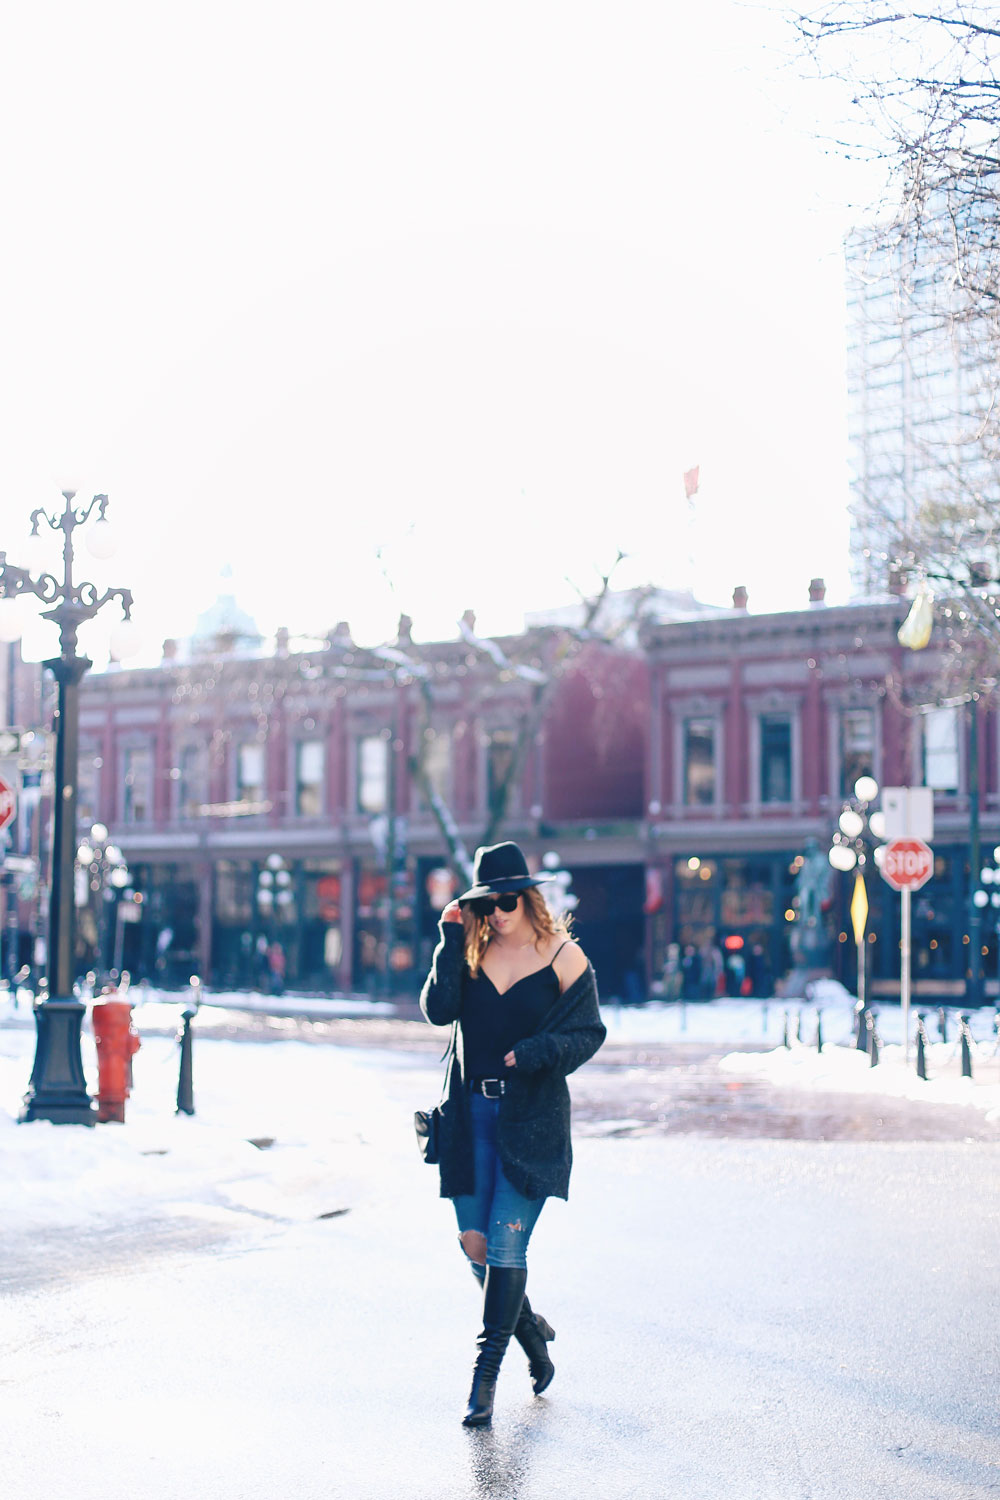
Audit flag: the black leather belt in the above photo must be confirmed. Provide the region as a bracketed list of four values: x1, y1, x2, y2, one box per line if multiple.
[469, 1077, 505, 1098]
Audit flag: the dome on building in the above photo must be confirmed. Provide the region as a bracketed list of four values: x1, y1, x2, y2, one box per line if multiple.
[191, 564, 263, 653]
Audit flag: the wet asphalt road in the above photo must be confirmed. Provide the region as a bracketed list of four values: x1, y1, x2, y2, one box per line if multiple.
[172, 1009, 1000, 1143]
[4, 1024, 999, 1499]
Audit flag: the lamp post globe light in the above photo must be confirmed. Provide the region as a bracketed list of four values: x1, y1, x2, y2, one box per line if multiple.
[828, 776, 886, 1022]
[0, 492, 137, 1125]
[257, 854, 292, 993]
[76, 823, 132, 985]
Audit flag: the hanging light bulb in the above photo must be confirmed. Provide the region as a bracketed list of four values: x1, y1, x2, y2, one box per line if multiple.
[86, 519, 117, 560]
[839, 808, 865, 840]
[829, 843, 858, 872]
[109, 616, 143, 660]
[854, 775, 879, 803]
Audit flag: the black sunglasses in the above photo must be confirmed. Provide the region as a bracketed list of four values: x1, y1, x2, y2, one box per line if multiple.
[465, 893, 521, 918]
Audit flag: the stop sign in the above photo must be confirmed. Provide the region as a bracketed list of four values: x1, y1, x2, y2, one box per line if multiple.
[882, 837, 933, 892]
[0, 775, 15, 833]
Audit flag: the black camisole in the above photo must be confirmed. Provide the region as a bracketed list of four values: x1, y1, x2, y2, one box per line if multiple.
[461, 943, 568, 1078]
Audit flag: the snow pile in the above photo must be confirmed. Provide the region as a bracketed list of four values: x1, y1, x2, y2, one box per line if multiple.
[599, 992, 1000, 1119]
[599, 993, 999, 1050]
[718, 1040, 1000, 1120]
[2, 986, 997, 1248]
[0, 1020, 428, 1243]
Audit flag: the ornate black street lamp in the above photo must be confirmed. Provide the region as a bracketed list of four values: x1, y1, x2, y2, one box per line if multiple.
[0, 491, 134, 1125]
[828, 775, 886, 1042]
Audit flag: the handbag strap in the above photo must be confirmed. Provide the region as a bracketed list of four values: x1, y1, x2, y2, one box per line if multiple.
[437, 1020, 458, 1103]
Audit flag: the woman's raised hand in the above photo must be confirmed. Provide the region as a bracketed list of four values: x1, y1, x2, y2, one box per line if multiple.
[442, 900, 463, 924]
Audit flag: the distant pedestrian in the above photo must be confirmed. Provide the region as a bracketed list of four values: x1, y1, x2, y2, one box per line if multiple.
[420, 841, 606, 1427]
[699, 940, 723, 1001]
[681, 945, 701, 999]
[267, 940, 286, 995]
[662, 942, 682, 1002]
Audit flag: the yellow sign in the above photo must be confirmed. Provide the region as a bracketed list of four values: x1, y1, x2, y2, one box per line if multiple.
[850, 870, 869, 946]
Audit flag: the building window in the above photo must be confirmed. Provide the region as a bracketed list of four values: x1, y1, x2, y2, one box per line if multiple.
[840, 708, 875, 797]
[419, 728, 451, 808]
[760, 715, 792, 804]
[683, 719, 716, 806]
[237, 742, 266, 805]
[176, 744, 207, 819]
[357, 734, 388, 814]
[295, 740, 325, 817]
[122, 746, 152, 824]
[923, 707, 960, 792]
[78, 750, 102, 827]
[486, 727, 518, 811]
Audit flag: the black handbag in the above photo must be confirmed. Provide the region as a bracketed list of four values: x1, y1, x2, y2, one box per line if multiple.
[414, 1104, 441, 1163]
[415, 1022, 457, 1164]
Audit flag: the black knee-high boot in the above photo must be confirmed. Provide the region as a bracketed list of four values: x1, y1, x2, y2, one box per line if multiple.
[462, 1266, 528, 1427]
[513, 1294, 556, 1395]
[467, 1261, 555, 1395]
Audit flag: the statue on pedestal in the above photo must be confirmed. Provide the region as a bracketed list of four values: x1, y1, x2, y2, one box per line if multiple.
[792, 837, 833, 970]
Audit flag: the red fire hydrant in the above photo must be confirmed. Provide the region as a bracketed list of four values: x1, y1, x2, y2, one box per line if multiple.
[91, 991, 141, 1123]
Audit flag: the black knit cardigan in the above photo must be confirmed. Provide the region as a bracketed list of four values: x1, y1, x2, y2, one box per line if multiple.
[419, 922, 607, 1202]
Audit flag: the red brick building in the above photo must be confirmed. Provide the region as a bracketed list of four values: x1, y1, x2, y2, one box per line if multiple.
[76, 625, 648, 995]
[641, 588, 996, 1004]
[69, 586, 997, 1002]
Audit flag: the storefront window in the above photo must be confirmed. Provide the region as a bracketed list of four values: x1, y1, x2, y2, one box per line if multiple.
[215, 859, 254, 923]
[760, 715, 792, 803]
[295, 740, 324, 817]
[683, 719, 716, 806]
[674, 856, 717, 943]
[720, 859, 775, 926]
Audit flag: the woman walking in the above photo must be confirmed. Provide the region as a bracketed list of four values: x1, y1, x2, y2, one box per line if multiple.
[420, 841, 606, 1427]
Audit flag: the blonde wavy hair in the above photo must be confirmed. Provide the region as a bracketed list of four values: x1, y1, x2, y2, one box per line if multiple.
[462, 885, 573, 978]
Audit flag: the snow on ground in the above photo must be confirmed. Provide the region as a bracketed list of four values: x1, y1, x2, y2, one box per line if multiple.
[600, 982, 1000, 1121]
[0, 997, 432, 1246]
[2, 980, 998, 1246]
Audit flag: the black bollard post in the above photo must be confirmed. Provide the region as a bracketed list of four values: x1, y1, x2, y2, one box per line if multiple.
[796, 1009, 804, 1043]
[867, 1009, 880, 1067]
[960, 1014, 973, 1079]
[916, 1013, 928, 1081]
[816, 1009, 824, 1053]
[938, 1007, 948, 1043]
[176, 1007, 196, 1115]
[782, 1010, 790, 1049]
[855, 999, 867, 1051]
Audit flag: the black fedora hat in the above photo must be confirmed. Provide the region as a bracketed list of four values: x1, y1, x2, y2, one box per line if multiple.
[458, 842, 552, 903]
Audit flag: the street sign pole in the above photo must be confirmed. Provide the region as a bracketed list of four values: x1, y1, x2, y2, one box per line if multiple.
[881, 833, 933, 1067]
[900, 887, 912, 1067]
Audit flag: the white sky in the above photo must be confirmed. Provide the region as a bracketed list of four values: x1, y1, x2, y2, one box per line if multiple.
[0, 1, 884, 665]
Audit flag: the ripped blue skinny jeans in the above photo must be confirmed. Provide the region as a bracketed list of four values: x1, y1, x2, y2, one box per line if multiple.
[453, 1092, 545, 1274]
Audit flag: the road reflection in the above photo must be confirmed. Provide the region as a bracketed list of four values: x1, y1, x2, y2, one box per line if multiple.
[464, 1399, 552, 1498]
